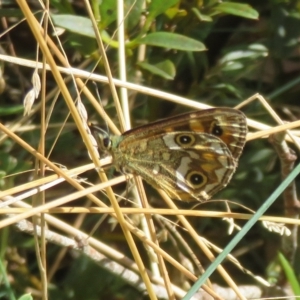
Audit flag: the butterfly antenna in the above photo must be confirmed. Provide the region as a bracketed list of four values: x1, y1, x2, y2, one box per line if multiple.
[92, 81, 110, 135]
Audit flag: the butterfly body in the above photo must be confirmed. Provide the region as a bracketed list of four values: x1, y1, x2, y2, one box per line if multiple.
[91, 108, 247, 201]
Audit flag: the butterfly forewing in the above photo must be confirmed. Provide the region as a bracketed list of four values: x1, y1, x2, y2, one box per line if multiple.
[122, 108, 247, 161]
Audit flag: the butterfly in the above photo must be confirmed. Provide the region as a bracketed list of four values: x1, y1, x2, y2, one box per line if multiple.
[90, 108, 247, 201]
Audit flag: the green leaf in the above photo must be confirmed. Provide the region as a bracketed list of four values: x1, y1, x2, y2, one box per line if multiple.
[138, 60, 176, 79]
[214, 3, 259, 20]
[52, 15, 95, 38]
[278, 252, 300, 295]
[148, 0, 180, 19]
[137, 32, 206, 51]
[18, 293, 33, 300]
[220, 44, 268, 63]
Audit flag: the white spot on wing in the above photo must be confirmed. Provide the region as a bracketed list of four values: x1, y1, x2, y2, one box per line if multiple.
[211, 142, 227, 155]
[199, 191, 209, 200]
[176, 157, 192, 190]
[177, 181, 190, 193]
[163, 135, 178, 149]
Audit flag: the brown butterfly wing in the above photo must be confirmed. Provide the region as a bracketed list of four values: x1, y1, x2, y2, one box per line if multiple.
[94, 108, 247, 201]
[122, 108, 247, 161]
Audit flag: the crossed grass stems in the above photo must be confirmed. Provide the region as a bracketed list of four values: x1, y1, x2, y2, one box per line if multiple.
[0, 1, 299, 299]
[1, 3, 300, 297]
[2, 74, 300, 299]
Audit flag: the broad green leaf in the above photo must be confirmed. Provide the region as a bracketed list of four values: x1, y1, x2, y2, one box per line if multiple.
[18, 293, 33, 300]
[220, 44, 268, 63]
[137, 32, 206, 51]
[221, 49, 265, 61]
[215, 3, 259, 20]
[52, 15, 95, 37]
[148, 0, 180, 19]
[138, 60, 176, 80]
[278, 252, 300, 295]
